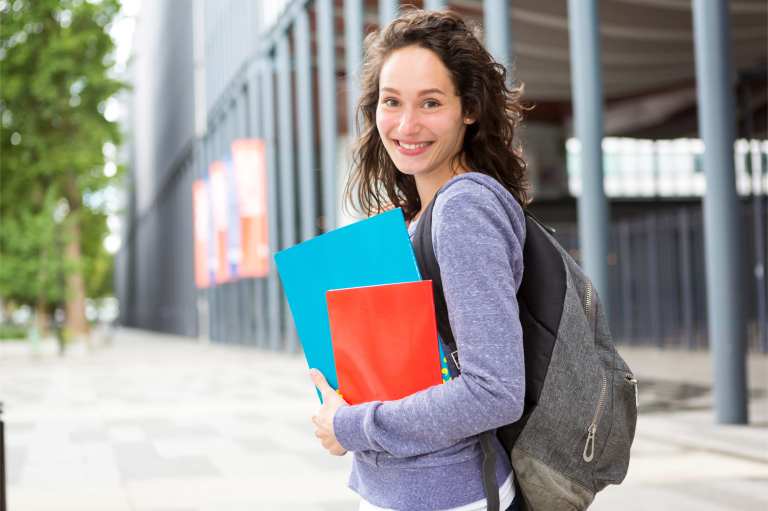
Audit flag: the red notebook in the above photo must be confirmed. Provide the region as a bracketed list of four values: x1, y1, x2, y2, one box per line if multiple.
[326, 280, 443, 405]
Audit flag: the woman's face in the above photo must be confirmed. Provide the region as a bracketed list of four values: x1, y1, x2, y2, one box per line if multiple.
[376, 45, 472, 181]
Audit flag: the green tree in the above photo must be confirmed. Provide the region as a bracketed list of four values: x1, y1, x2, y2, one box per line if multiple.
[0, 0, 124, 338]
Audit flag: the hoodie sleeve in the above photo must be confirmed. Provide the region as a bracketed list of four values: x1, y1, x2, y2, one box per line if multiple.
[333, 179, 526, 457]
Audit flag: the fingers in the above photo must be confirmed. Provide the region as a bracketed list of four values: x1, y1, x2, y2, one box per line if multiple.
[309, 368, 335, 398]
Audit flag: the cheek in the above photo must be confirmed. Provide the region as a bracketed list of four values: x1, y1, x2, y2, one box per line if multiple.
[376, 109, 397, 138]
[430, 114, 465, 144]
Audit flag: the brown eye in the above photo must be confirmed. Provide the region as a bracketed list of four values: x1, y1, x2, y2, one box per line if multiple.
[423, 99, 440, 109]
[382, 98, 399, 107]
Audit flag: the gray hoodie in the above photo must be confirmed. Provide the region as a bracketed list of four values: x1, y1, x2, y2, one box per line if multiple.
[334, 172, 526, 510]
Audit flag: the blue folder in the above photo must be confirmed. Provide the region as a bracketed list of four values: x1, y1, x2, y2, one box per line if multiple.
[274, 209, 422, 400]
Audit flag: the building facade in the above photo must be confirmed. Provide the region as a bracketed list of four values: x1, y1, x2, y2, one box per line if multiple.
[119, 0, 767, 366]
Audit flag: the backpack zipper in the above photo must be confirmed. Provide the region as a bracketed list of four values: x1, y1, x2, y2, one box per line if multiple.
[582, 281, 606, 463]
[583, 372, 607, 462]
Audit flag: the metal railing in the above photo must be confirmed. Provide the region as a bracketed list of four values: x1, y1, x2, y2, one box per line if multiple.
[549, 202, 767, 353]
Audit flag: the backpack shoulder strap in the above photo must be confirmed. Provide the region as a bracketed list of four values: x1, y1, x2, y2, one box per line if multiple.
[412, 195, 459, 363]
[411, 193, 500, 511]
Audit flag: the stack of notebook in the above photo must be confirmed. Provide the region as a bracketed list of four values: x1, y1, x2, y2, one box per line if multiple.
[274, 209, 447, 404]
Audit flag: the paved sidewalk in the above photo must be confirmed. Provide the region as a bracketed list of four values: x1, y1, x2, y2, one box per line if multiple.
[1, 328, 766, 510]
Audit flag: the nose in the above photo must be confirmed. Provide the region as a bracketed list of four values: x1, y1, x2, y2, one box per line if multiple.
[397, 107, 420, 136]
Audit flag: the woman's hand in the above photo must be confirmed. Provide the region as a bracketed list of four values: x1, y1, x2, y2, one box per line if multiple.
[309, 369, 349, 456]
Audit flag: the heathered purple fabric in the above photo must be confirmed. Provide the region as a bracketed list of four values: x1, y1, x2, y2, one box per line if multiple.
[333, 172, 526, 510]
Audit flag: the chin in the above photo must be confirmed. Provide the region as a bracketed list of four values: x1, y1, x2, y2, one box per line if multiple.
[395, 166, 425, 177]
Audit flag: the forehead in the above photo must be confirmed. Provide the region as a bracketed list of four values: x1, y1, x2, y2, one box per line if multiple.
[379, 46, 456, 95]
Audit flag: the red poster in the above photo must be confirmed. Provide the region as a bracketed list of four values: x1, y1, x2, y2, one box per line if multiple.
[209, 160, 230, 283]
[231, 139, 270, 277]
[192, 180, 211, 288]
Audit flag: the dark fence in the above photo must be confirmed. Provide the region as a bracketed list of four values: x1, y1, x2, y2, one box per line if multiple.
[550, 202, 767, 353]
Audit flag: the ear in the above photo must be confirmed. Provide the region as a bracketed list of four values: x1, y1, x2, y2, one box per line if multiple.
[463, 116, 476, 125]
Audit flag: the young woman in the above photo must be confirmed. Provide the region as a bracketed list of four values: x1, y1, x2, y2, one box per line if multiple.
[310, 9, 529, 511]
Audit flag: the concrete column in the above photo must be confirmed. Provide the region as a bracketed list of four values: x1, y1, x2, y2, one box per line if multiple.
[692, 0, 748, 424]
[318, 0, 338, 230]
[424, 0, 446, 10]
[246, 62, 267, 350]
[294, 7, 317, 242]
[567, 0, 611, 319]
[259, 58, 283, 352]
[379, 0, 399, 26]
[483, 0, 511, 75]
[276, 33, 298, 353]
[344, 0, 363, 138]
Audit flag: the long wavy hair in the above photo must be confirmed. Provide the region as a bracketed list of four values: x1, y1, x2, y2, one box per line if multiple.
[345, 8, 530, 221]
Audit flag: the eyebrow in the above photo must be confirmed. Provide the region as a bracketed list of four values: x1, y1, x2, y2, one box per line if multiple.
[380, 87, 447, 96]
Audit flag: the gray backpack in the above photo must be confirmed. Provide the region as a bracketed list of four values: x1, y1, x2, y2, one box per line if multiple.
[413, 196, 638, 511]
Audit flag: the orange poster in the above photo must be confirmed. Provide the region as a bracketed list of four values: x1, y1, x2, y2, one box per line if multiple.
[231, 139, 270, 277]
[192, 180, 211, 288]
[209, 160, 230, 284]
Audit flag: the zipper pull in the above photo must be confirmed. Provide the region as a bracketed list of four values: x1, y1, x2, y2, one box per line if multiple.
[626, 374, 639, 408]
[582, 424, 597, 462]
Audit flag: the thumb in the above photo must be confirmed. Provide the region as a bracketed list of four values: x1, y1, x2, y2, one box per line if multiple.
[309, 369, 335, 396]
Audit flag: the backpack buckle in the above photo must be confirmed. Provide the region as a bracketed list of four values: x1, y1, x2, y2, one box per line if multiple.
[450, 350, 461, 371]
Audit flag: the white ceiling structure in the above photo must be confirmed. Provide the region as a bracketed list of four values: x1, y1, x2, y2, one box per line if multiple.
[438, 0, 767, 102]
[344, 0, 768, 135]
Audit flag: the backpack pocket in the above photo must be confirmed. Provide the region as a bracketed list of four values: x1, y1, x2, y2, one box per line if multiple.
[591, 366, 638, 488]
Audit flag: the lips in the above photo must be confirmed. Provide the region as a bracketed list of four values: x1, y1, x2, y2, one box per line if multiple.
[394, 139, 433, 156]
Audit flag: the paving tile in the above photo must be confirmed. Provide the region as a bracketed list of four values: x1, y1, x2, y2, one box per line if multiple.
[69, 427, 110, 443]
[6, 445, 27, 485]
[113, 442, 220, 481]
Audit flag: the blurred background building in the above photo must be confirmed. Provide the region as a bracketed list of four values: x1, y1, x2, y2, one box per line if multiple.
[117, 0, 767, 369]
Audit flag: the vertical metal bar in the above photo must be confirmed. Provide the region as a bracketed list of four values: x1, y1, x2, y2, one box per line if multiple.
[277, 32, 298, 353]
[692, 0, 748, 423]
[260, 57, 282, 352]
[224, 102, 237, 345]
[221, 111, 233, 345]
[295, 7, 318, 243]
[318, 0, 338, 230]
[223, 114, 232, 345]
[345, 0, 363, 138]
[196, 139, 210, 342]
[379, 0, 399, 26]
[202, 133, 213, 343]
[646, 215, 662, 347]
[567, 0, 611, 319]
[678, 207, 695, 349]
[237, 84, 255, 345]
[246, 62, 267, 349]
[234, 92, 250, 345]
[608, 226, 619, 336]
[693, 210, 707, 348]
[618, 221, 633, 344]
[424, 0, 446, 10]
[207, 125, 219, 344]
[483, 0, 511, 76]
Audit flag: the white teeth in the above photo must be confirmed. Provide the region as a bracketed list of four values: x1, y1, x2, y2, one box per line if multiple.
[400, 141, 429, 150]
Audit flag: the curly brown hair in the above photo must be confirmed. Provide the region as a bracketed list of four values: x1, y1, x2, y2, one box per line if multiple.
[344, 8, 530, 221]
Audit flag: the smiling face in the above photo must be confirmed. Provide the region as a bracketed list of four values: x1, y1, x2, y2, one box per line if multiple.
[376, 45, 473, 182]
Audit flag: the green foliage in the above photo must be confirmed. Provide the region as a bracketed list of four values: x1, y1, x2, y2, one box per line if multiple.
[0, 323, 27, 340]
[0, 0, 124, 307]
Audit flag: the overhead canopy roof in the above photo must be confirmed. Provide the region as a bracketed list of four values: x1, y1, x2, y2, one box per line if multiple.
[342, 0, 767, 135]
[448, 0, 767, 101]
